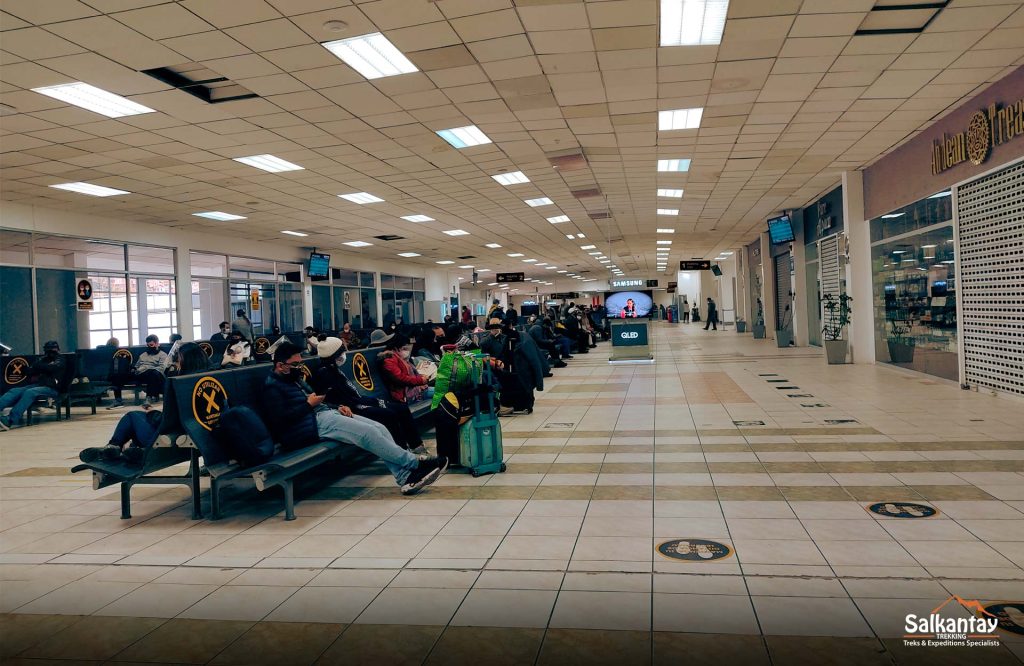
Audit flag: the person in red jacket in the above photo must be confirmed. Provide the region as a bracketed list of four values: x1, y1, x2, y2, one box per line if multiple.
[378, 333, 433, 405]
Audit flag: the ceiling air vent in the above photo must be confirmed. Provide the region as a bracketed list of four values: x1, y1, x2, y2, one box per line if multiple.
[588, 211, 612, 220]
[141, 63, 259, 104]
[548, 150, 588, 171]
[854, 0, 950, 35]
[573, 188, 602, 199]
[374, 234, 405, 241]
[457, 255, 476, 260]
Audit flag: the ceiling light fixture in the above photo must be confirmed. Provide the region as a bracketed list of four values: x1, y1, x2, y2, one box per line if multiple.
[657, 209, 679, 216]
[402, 214, 434, 222]
[49, 182, 129, 197]
[281, 230, 308, 237]
[485, 243, 502, 248]
[657, 240, 673, 245]
[443, 229, 469, 236]
[524, 197, 553, 207]
[491, 171, 529, 185]
[660, 0, 729, 46]
[658, 188, 684, 197]
[522, 259, 537, 263]
[437, 125, 492, 148]
[507, 253, 524, 257]
[234, 154, 303, 172]
[657, 158, 691, 172]
[343, 241, 372, 247]
[398, 252, 420, 257]
[881, 213, 905, 219]
[436, 260, 454, 265]
[193, 211, 246, 221]
[657, 228, 675, 233]
[580, 245, 596, 250]
[547, 215, 570, 224]
[658, 107, 704, 130]
[32, 82, 155, 118]
[322, 32, 418, 79]
[339, 192, 383, 204]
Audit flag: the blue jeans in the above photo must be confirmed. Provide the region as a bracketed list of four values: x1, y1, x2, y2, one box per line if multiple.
[315, 410, 419, 485]
[0, 386, 57, 425]
[109, 410, 160, 449]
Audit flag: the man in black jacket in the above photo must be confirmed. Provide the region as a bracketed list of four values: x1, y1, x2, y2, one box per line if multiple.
[261, 342, 446, 495]
[528, 319, 567, 368]
[0, 340, 65, 430]
[311, 337, 426, 455]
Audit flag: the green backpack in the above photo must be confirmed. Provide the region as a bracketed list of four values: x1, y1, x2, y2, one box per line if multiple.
[431, 351, 482, 410]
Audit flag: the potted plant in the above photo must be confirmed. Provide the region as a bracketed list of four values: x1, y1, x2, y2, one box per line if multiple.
[887, 318, 915, 363]
[776, 304, 793, 347]
[736, 317, 747, 333]
[752, 298, 766, 339]
[822, 293, 851, 364]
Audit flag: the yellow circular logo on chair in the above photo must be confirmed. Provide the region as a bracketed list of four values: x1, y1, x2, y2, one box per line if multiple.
[192, 376, 228, 431]
[4, 357, 30, 385]
[254, 337, 271, 354]
[352, 353, 374, 391]
[197, 342, 213, 358]
[113, 349, 133, 363]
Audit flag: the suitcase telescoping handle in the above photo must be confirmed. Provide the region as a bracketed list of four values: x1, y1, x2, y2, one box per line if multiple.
[472, 353, 495, 417]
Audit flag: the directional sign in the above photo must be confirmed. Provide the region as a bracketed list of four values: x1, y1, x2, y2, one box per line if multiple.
[680, 260, 711, 271]
[496, 272, 524, 283]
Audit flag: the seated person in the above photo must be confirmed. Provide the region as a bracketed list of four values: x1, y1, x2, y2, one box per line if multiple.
[109, 335, 167, 408]
[261, 342, 447, 495]
[210, 321, 231, 341]
[378, 332, 433, 407]
[0, 340, 65, 430]
[528, 318, 567, 368]
[312, 338, 427, 455]
[413, 327, 443, 364]
[339, 322, 361, 349]
[304, 327, 320, 354]
[80, 343, 209, 463]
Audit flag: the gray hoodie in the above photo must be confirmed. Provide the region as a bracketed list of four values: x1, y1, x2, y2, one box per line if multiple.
[134, 348, 167, 374]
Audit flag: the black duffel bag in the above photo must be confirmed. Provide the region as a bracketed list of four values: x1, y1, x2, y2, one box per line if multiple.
[215, 405, 275, 467]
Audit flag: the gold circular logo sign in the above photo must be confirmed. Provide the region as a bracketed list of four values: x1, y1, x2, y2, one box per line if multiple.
[967, 110, 991, 166]
[191, 376, 228, 431]
[254, 337, 271, 354]
[298, 363, 312, 382]
[197, 342, 213, 358]
[4, 357, 30, 386]
[352, 353, 374, 391]
[113, 349, 133, 363]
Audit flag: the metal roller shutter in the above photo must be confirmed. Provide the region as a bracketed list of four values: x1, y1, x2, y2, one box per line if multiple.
[819, 235, 841, 300]
[957, 160, 1024, 396]
[774, 253, 791, 326]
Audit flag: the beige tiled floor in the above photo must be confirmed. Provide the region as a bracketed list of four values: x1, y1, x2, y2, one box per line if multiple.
[2, 323, 1024, 663]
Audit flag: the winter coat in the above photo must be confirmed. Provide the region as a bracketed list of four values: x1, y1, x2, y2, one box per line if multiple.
[378, 350, 427, 403]
[29, 353, 65, 391]
[260, 371, 319, 450]
[312, 362, 377, 410]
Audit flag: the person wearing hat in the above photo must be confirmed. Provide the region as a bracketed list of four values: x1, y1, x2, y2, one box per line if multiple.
[478, 318, 508, 361]
[0, 340, 65, 430]
[261, 342, 447, 496]
[311, 337, 427, 455]
[367, 328, 394, 348]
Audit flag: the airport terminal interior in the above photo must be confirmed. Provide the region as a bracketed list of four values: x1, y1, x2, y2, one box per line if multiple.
[1, 0, 1024, 664]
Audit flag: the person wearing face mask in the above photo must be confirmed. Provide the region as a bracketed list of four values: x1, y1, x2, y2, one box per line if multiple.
[311, 338, 426, 454]
[339, 322, 360, 349]
[379, 334, 433, 406]
[79, 343, 208, 462]
[0, 340, 65, 430]
[108, 335, 167, 408]
[262, 342, 447, 495]
[210, 321, 231, 341]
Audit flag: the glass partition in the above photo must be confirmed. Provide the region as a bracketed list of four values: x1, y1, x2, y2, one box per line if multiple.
[0, 266, 34, 353]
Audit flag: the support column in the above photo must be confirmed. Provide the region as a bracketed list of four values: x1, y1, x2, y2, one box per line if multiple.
[760, 232, 776, 338]
[792, 210, 809, 347]
[844, 170, 875, 365]
[174, 246, 194, 341]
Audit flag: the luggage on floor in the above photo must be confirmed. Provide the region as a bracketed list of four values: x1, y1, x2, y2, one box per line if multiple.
[432, 390, 474, 464]
[431, 351, 482, 410]
[460, 357, 505, 477]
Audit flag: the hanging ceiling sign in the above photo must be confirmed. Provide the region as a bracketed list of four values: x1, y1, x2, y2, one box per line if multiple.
[931, 97, 1024, 174]
[680, 260, 711, 271]
[496, 272, 524, 283]
[610, 278, 644, 288]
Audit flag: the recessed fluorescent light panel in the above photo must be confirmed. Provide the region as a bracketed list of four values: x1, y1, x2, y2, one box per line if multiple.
[485, 243, 502, 248]
[507, 253, 524, 257]
[343, 241, 372, 247]
[525, 197, 553, 207]
[322, 32, 417, 80]
[658, 189, 684, 198]
[580, 245, 596, 250]
[660, 0, 729, 47]
[398, 252, 420, 257]
[437, 125, 492, 149]
[658, 107, 704, 130]
[339, 192, 383, 204]
[491, 171, 529, 186]
[281, 230, 308, 237]
[657, 159, 692, 172]
[436, 260, 454, 265]
[522, 259, 537, 263]
[657, 209, 679, 216]
[443, 229, 469, 236]
[234, 154, 303, 172]
[547, 215, 570, 224]
[193, 211, 246, 221]
[50, 182, 129, 197]
[402, 215, 434, 223]
[459, 265, 474, 269]
[881, 213, 905, 219]
[32, 82, 155, 118]
[657, 240, 673, 245]
[657, 228, 675, 233]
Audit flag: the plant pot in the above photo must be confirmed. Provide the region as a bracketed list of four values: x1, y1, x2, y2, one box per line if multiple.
[752, 324, 766, 339]
[824, 339, 849, 364]
[735, 321, 747, 333]
[887, 339, 915, 363]
[775, 329, 793, 347]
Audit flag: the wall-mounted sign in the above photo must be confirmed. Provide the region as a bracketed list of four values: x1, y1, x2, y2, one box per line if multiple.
[667, 282, 677, 289]
[816, 199, 835, 237]
[76, 279, 93, 311]
[496, 272, 524, 283]
[680, 260, 711, 271]
[610, 278, 644, 288]
[250, 289, 260, 310]
[646, 279, 658, 288]
[931, 97, 1024, 175]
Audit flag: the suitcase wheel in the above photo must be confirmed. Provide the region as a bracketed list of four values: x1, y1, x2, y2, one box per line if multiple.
[471, 469, 481, 478]
[500, 463, 507, 473]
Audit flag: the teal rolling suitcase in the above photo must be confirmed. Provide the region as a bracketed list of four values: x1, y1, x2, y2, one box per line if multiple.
[459, 357, 506, 477]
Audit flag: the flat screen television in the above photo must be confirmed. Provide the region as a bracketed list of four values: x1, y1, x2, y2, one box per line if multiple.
[711, 264, 723, 276]
[308, 252, 330, 279]
[767, 214, 795, 244]
[605, 290, 653, 318]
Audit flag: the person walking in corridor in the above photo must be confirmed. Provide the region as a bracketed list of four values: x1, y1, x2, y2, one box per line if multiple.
[681, 297, 690, 323]
[704, 297, 718, 331]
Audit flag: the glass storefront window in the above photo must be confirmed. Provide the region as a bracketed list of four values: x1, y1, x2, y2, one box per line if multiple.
[335, 269, 358, 286]
[360, 288, 377, 328]
[89, 275, 130, 347]
[191, 252, 227, 278]
[33, 235, 125, 271]
[193, 278, 228, 340]
[128, 245, 174, 274]
[871, 200, 957, 380]
[361, 272, 376, 288]
[0, 230, 31, 264]
[35, 269, 79, 352]
[313, 285, 332, 331]
[130, 277, 176, 344]
[0, 266, 34, 353]
[278, 283, 302, 333]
